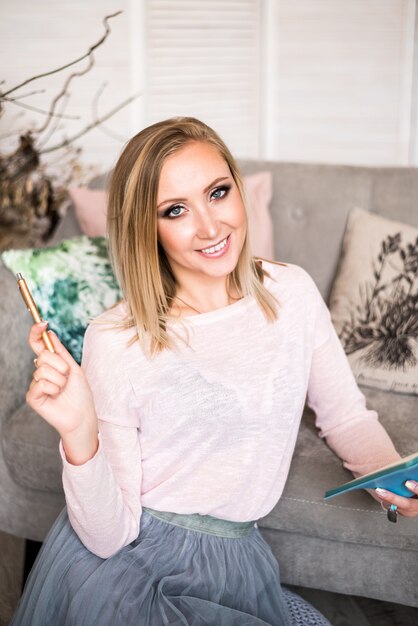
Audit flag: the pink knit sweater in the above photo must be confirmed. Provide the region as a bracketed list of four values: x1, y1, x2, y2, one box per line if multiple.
[59, 260, 400, 558]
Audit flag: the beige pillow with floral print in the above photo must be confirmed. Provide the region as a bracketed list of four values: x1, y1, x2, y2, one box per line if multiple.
[329, 207, 418, 395]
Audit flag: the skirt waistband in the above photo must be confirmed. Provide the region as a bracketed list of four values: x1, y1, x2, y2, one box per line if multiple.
[142, 506, 257, 538]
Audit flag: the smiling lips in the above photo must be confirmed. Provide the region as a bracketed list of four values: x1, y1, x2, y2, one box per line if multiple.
[197, 235, 230, 257]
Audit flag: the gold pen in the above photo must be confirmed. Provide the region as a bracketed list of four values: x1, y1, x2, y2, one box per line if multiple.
[16, 273, 56, 353]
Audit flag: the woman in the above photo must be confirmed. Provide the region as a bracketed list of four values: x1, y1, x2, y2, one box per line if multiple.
[12, 117, 418, 625]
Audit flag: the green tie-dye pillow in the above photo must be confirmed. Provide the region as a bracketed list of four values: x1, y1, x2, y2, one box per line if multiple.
[1, 236, 123, 364]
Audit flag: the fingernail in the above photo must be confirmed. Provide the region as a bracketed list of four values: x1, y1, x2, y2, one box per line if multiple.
[405, 480, 416, 490]
[38, 321, 47, 327]
[33, 357, 38, 366]
[375, 488, 389, 496]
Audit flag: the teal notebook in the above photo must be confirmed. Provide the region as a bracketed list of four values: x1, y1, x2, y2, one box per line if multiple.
[324, 452, 418, 500]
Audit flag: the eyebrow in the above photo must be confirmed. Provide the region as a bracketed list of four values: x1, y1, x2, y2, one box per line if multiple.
[157, 176, 231, 210]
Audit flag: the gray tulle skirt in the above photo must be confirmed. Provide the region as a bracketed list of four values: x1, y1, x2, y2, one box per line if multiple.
[11, 506, 331, 626]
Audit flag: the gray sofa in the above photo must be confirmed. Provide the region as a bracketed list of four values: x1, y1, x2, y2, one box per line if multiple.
[1, 161, 417, 607]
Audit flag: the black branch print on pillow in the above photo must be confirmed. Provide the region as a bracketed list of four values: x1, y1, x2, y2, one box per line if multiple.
[339, 233, 418, 370]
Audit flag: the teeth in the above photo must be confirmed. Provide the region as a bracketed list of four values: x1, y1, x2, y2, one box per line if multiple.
[200, 237, 228, 254]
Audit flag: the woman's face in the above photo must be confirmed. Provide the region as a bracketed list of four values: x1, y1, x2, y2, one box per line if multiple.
[156, 141, 247, 285]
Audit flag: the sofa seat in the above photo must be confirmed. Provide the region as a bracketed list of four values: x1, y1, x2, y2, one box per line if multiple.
[257, 385, 418, 606]
[2, 159, 418, 605]
[3, 404, 61, 493]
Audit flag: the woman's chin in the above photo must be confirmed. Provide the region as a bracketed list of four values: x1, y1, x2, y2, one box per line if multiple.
[194, 253, 240, 277]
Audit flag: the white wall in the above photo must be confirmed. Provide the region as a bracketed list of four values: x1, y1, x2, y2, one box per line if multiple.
[1, 0, 417, 171]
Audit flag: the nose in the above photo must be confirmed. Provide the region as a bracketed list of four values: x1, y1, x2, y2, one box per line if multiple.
[194, 207, 220, 241]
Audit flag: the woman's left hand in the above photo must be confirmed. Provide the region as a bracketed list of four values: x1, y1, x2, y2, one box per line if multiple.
[375, 480, 418, 518]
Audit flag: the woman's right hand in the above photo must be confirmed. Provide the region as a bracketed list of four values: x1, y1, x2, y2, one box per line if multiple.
[27, 321, 97, 445]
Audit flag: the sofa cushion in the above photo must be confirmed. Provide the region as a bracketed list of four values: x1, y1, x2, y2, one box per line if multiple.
[329, 207, 418, 395]
[2, 402, 62, 493]
[0, 236, 122, 364]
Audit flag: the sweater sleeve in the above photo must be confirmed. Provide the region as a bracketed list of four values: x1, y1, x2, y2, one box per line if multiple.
[306, 276, 401, 477]
[59, 322, 142, 559]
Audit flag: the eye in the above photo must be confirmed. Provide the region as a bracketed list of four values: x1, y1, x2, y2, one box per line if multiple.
[210, 185, 231, 201]
[163, 205, 185, 219]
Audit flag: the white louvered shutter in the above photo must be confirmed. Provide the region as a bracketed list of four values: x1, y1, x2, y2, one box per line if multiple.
[144, 0, 261, 158]
[264, 0, 416, 165]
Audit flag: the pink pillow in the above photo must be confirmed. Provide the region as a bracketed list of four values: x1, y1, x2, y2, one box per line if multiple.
[68, 187, 108, 238]
[69, 171, 275, 259]
[244, 171, 275, 259]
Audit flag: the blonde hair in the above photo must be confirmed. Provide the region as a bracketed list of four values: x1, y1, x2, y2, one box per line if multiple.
[94, 117, 280, 358]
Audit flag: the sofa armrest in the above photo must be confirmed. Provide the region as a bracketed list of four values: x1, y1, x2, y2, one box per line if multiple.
[0, 260, 35, 426]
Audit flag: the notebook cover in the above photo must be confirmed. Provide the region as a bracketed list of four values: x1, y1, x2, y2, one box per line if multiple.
[324, 454, 418, 500]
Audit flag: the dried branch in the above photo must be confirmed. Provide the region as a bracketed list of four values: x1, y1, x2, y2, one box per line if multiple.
[92, 82, 128, 142]
[0, 10, 139, 252]
[38, 93, 71, 149]
[0, 112, 26, 140]
[1, 11, 122, 99]
[3, 96, 79, 120]
[33, 12, 122, 136]
[40, 93, 140, 154]
[0, 129, 23, 140]
[6, 89, 46, 100]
